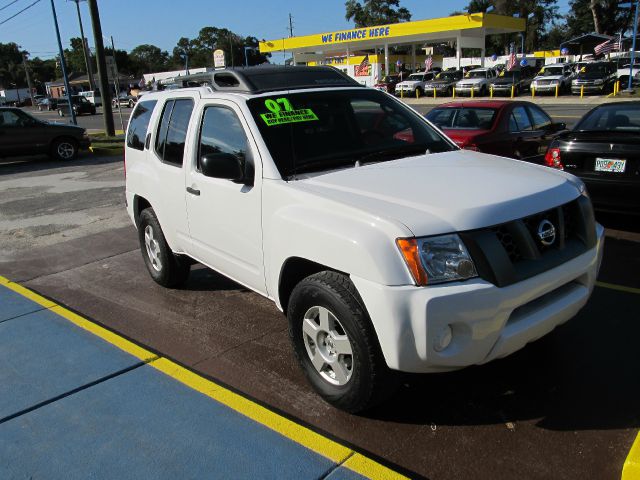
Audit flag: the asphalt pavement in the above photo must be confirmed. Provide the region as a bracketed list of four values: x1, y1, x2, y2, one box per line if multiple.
[0, 151, 638, 479]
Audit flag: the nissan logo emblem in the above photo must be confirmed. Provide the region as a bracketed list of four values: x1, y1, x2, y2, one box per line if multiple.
[537, 219, 556, 246]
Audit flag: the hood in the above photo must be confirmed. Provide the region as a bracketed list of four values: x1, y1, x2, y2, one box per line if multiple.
[534, 74, 563, 81]
[292, 151, 581, 237]
[425, 79, 453, 86]
[398, 80, 421, 87]
[575, 72, 606, 80]
[458, 77, 486, 85]
[492, 77, 518, 85]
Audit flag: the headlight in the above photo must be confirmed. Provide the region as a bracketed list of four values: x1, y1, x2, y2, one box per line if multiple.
[396, 234, 477, 286]
[594, 79, 604, 85]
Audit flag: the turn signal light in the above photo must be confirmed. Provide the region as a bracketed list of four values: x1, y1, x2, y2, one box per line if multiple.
[544, 148, 564, 170]
[396, 238, 428, 286]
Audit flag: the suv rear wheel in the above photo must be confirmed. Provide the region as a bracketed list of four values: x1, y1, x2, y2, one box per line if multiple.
[287, 271, 396, 412]
[138, 208, 190, 288]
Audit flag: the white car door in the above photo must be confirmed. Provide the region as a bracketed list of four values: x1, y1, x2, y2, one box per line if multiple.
[184, 100, 265, 293]
[148, 93, 199, 252]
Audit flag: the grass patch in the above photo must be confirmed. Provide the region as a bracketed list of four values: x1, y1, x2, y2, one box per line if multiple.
[89, 132, 124, 155]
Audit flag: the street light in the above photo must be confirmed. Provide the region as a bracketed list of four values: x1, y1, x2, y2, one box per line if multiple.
[626, 0, 639, 93]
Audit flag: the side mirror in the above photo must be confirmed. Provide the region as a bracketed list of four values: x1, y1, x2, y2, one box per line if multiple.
[551, 122, 567, 132]
[200, 152, 245, 183]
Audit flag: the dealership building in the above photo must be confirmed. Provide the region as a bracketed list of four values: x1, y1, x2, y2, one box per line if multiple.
[259, 13, 527, 85]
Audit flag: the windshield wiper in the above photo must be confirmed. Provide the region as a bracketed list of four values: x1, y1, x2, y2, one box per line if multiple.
[357, 143, 432, 164]
[289, 156, 357, 176]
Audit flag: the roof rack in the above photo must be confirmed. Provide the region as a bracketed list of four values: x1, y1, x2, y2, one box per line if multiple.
[168, 65, 362, 94]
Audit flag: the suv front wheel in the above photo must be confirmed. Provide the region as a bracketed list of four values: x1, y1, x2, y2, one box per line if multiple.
[138, 208, 190, 288]
[287, 271, 396, 412]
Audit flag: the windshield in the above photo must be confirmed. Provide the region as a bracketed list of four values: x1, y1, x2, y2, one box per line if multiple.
[541, 67, 564, 76]
[581, 64, 608, 75]
[381, 75, 398, 83]
[408, 74, 424, 81]
[426, 107, 497, 130]
[246, 89, 456, 178]
[466, 71, 488, 79]
[574, 105, 640, 132]
[435, 72, 460, 81]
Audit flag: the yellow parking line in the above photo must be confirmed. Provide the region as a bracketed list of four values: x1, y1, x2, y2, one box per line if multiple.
[595, 281, 640, 295]
[0, 275, 408, 480]
[623, 432, 640, 480]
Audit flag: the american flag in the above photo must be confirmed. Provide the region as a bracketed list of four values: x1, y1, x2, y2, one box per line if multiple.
[425, 56, 433, 71]
[594, 38, 621, 56]
[355, 54, 370, 76]
[506, 49, 517, 71]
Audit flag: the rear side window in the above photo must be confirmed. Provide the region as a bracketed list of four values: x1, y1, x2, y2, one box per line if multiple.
[126, 100, 157, 151]
[154, 98, 194, 166]
[509, 106, 533, 132]
[528, 106, 552, 130]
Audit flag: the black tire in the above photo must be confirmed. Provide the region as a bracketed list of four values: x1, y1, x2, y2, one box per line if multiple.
[137, 208, 190, 288]
[480, 85, 487, 96]
[51, 137, 78, 161]
[287, 271, 396, 413]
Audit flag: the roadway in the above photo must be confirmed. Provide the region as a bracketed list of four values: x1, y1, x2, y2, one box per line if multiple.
[0, 150, 638, 479]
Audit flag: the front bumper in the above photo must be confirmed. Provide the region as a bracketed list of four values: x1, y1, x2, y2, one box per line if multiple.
[532, 83, 560, 92]
[572, 83, 605, 93]
[351, 223, 604, 373]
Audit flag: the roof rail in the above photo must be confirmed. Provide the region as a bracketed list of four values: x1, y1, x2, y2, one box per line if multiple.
[167, 66, 362, 94]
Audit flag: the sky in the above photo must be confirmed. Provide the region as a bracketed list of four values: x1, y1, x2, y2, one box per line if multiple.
[0, 0, 572, 63]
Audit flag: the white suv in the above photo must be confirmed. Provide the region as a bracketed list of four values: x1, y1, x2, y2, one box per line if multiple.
[125, 66, 604, 412]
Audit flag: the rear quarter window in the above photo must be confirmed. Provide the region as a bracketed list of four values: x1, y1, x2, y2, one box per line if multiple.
[126, 100, 157, 151]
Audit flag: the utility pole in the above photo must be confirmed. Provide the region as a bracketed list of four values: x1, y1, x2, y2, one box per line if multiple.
[71, 0, 96, 91]
[110, 36, 126, 133]
[50, 0, 77, 124]
[87, 0, 114, 136]
[288, 14, 295, 65]
[22, 53, 36, 109]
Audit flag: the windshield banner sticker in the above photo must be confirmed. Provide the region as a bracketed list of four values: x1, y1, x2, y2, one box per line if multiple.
[260, 98, 319, 126]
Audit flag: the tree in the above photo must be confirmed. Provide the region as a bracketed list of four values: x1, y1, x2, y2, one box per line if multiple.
[345, 0, 411, 27]
[567, 0, 632, 37]
[64, 37, 88, 74]
[455, 1, 560, 53]
[0, 43, 26, 88]
[129, 44, 169, 75]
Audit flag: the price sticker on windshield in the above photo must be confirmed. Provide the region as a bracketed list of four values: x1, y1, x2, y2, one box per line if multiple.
[260, 98, 318, 126]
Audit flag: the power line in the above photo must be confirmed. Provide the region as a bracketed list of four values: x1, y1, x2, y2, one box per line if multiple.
[0, 0, 41, 26]
[0, 0, 21, 12]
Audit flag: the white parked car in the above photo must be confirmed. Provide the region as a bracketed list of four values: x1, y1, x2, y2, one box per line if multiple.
[124, 66, 604, 412]
[455, 68, 496, 96]
[394, 71, 436, 97]
[530, 64, 575, 94]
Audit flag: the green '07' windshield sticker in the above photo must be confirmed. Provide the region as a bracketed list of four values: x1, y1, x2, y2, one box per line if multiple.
[260, 97, 319, 126]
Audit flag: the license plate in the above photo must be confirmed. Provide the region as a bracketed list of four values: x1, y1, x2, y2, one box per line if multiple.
[595, 158, 626, 173]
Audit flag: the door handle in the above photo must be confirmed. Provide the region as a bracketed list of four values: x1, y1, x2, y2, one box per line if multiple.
[186, 186, 200, 196]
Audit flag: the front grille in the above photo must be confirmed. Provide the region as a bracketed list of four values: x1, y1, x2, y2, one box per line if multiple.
[536, 79, 554, 86]
[460, 196, 596, 287]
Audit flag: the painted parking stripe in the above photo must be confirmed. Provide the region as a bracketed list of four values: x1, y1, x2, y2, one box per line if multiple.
[0, 275, 408, 480]
[623, 433, 640, 480]
[596, 281, 640, 296]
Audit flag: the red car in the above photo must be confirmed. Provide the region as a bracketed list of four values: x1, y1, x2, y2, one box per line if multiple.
[373, 74, 400, 93]
[425, 100, 567, 163]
